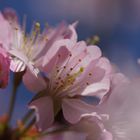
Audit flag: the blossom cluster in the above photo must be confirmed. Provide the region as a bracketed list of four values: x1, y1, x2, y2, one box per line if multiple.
[0, 9, 140, 140]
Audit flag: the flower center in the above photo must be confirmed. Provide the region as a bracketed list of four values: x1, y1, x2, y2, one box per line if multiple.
[46, 53, 87, 97]
[53, 66, 84, 94]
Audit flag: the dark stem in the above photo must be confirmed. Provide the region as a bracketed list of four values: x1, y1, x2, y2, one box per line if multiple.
[22, 109, 35, 124]
[7, 71, 25, 124]
[7, 84, 18, 124]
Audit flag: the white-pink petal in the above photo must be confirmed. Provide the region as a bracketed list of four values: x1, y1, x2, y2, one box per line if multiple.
[99, 130, 113, 140]
[42, 46, 70, 74]
[62, 98, 98, 124]
[81, 78, 110, 99]
[42, 39, 74, 67]
[23, 69, 47, 93]
[29, 96, 54, 131]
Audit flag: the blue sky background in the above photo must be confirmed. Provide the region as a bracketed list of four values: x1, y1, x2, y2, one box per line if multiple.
[1, 0, 140, 124]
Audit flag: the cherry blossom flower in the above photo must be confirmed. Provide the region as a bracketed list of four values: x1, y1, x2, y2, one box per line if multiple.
[25, 26, 112, 131]
[0, 9, 77, 77]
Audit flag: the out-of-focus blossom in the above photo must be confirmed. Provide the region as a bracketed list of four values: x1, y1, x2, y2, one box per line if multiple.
[67, 116, 110, 140]
[0, 47, 10, 88]
[39, 115, 112, 140]
[25, 24, 112, 131]
[96, 74, 140, 140]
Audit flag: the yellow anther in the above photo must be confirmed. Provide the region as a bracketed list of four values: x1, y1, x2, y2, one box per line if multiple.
[35, 22, 40, 28]
[32, 31, 36, 36]
[80, 67, 84, 73]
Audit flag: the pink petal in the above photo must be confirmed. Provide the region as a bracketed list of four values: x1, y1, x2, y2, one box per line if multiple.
[69, 41, 86, 58]
[62, 48, 87, 76]
[0, 47, 8, 58]
[23, 69, 47, 93]
[0, 53, 10, 88]
[29, 96, 54, 131]
[0, 12, 12, 49]
[67, 60, 105, 97]
[100, 73, 129, 104]
[68, 24, 77, 43]
[41, 132, 86, 140]
[3, 8, 18, 22]
[67, 44, 101, 70]
[80, 45, 102, 67]
[96, 57, 112, 75]
[111, 73, 129, 88]
[42, 39, 74, 67]
[42, 46, 70, 74]
[99, 130, 113, 140]
[33, 22, 68, 59]
[81, 78, 110, 99]
[62, 98, 99, 124]
[78, 59, 105, 84]
[87, 45, 102, 60]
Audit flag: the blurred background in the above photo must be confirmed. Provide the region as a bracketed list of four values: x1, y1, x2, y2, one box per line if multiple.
[0, 0, 140, 124]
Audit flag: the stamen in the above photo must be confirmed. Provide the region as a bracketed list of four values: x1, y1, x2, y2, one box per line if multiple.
[14, 27, 18, 30]
[35, 22, 40, 30]
[86, 82, 89, 85]
[80, 67, 84, 72]
[89, 73, 92, 76]
[70, 68, 73, 71]
[67, 73, 70, 77]
[79, 59, 82, 62]
[58, 77, 61, 80]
